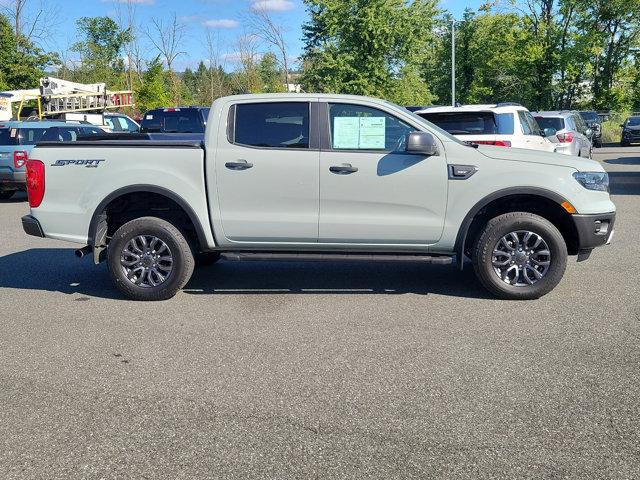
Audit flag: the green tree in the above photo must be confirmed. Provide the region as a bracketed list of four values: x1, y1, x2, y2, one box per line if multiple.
[0, 13, 58, 91]
[300, 0, 439, 103]
[71, 16, 131, 86]
[259, 52, 285, 93]
[135, 57, 171, 113]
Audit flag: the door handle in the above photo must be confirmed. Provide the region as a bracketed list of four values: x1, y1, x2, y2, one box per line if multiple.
[225, 159, 253, 170]
[329, 164, 358, 174]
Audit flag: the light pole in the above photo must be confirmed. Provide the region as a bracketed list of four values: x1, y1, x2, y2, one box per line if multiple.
[451, 18, 456, 107]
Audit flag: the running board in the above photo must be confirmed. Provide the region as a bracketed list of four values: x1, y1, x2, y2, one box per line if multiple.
[220, 252, 453, 265]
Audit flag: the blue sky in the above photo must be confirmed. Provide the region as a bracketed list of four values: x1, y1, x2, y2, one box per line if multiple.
[38, 0, 486, 71]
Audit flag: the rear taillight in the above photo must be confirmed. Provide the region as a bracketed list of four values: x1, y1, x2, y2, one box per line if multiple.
[25, 159, 45, 208]
[13, 150, 28, 169]
[473, 140, 511, 147]
[556, 132, 574, 143]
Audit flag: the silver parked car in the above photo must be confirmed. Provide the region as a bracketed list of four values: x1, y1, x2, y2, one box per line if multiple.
[533, 111, 593, 158]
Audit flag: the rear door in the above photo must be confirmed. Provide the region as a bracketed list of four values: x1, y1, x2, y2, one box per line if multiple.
[214, 100, 320, 243]
[318, 102, 447, 244]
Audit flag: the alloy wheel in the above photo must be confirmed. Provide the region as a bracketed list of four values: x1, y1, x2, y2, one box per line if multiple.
[491, 230, 551, 286]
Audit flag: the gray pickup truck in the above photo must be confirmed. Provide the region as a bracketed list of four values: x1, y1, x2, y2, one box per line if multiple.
[21, 94, 615, 301]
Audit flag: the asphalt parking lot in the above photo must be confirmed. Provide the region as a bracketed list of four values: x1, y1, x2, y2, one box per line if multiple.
[1, 147, 639, 479]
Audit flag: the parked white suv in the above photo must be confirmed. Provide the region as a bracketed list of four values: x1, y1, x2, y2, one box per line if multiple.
[415, 103, 557, 152]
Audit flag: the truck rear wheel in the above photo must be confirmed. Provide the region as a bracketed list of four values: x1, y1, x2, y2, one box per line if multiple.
[107, 217, 195, 301]
[472, 212, 567, 300]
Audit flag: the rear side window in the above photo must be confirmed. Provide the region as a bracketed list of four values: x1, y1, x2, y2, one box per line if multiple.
[518, 111, 534, 135]
[141, 110, 205, 133]
[234, 102, 309, 149]
[535, 117, 564, 131]
[418, 112, 514, 135]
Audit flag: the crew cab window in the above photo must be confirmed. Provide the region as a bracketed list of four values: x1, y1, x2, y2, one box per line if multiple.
[234, 102, 310, 149]
[329, 103, 414, 151]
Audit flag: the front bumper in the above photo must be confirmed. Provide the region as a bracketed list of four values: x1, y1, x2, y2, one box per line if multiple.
[572, 212, 615, 260]
[0, 171, 26, 191]
[22, 215, 45, 238]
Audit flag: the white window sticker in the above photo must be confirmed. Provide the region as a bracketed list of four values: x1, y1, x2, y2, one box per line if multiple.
[10, 128, 17, 138]
[359, 117, 385, 149]
[333, 117, 360, 149]
[146, 115, 153, 120]
[333, 116, 386, 149]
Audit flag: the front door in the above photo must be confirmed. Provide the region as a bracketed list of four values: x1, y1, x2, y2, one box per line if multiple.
[319, 102, 448, 245]
[215, 101, 320, 243]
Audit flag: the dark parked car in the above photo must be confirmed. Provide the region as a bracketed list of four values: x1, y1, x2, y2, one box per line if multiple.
[579, 111, 602, 147]
[620, 116, 640, 147]
[139, 107, 210, 134]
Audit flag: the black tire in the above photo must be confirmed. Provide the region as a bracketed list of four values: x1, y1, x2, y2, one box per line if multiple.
[0, 191, 15, 200]
[593, 139, 602, 148]
[472, 212, 568, 300]
[107, 217, 195, 301]
[621, 141, 629, 147]
[196, 251, 221, 266]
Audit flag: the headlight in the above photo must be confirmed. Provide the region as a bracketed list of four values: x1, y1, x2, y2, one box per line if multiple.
[573, 172, 609, 192]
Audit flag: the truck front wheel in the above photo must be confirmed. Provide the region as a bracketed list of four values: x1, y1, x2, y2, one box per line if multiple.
[107, 217, 195, 301]
[472, 212, 568, 300]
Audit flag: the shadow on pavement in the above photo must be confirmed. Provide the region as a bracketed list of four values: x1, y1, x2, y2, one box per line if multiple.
[184, 259, 491, 299]
[0, 248, 122, 299]
[0, 191, 27, 204]
[0, 248, 491, 300]
[604, 157, 640, 165]
[608, 172, 640, 195]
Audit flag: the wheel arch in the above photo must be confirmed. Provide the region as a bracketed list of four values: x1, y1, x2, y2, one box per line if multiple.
[88, 185, 209, 251]
[454, 187, 578, 269]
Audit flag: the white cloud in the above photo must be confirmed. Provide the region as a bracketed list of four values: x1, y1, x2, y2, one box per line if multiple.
[101, 0, 155, 4]
[202, 19, 240, 29]
[251, 0, 295, 12]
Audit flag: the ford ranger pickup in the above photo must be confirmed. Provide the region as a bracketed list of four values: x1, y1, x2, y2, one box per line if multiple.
[21, 94, 616, 301]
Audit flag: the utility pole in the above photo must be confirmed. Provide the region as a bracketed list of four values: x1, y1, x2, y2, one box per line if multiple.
[451, 18, 456, 107]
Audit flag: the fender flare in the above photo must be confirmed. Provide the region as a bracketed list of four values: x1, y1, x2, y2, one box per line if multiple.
[454, 187, 568, 269]
[87, 185, 209, 249]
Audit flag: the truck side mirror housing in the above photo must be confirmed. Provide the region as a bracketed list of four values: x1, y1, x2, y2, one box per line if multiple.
[406, 131, 438, 156]
[543, 127, 557, 137]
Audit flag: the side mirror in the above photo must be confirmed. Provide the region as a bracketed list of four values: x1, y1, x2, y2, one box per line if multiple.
[543, 127, 557, 137]
[585, 128, 593, 137]
[406, 131, 438, 156]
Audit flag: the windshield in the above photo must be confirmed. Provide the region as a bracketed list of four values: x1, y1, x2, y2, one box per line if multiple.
[626, 117, 640, 127]
[140, 110, 205, 133]
[580, 112, 599, 123]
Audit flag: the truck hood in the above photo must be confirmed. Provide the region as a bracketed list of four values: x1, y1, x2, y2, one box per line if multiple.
[476, 145, 604, 172]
